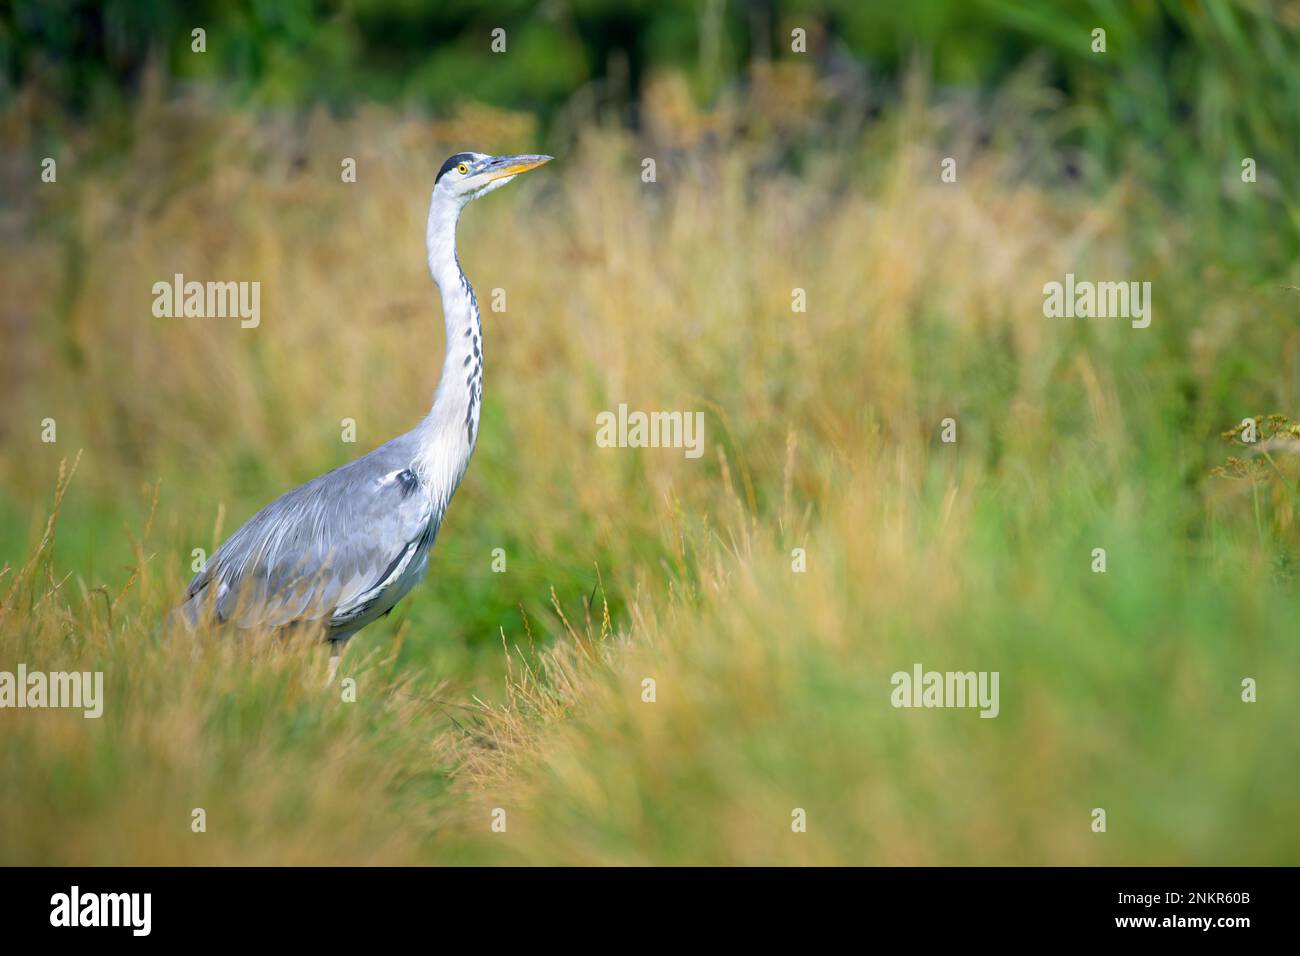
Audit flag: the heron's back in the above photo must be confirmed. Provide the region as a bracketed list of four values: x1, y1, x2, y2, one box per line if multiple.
[177, 428, 443, 641]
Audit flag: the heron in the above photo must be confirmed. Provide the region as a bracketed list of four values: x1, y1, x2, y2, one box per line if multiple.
[176, 151, 553, 681]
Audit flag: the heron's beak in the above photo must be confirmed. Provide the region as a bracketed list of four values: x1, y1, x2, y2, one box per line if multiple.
[482, 154, 553, 182]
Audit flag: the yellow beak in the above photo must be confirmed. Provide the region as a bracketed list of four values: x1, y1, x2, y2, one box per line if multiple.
[482, 154, 554, 182]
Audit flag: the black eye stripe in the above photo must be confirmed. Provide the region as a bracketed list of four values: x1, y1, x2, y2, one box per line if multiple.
[436, 152, 478, 183]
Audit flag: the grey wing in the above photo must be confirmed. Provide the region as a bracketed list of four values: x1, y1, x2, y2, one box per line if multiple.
[182, 435, 433, 633]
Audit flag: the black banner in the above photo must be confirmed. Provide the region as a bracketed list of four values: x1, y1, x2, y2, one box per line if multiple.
[0, 867, 1288, 942]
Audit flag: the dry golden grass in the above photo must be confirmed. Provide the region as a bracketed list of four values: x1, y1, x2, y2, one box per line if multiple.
[3, 88, 1298, 864]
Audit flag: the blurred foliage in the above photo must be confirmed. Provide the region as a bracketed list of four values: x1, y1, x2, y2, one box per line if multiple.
[3, 0, 1300, 864]
[4, 113, 1300, 862]
[4, 1, 1298, 276]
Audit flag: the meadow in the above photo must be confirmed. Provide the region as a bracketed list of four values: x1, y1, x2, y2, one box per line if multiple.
[2, 68, 1299, 865]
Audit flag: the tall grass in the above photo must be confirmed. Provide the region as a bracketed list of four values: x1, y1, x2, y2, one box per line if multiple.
[2, 77, 1298, 863]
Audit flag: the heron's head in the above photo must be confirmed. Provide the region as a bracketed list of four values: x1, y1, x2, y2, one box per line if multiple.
[434, 151, 553, 207]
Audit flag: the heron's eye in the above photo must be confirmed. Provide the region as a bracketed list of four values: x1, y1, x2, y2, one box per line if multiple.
[457, 163, 469, 175]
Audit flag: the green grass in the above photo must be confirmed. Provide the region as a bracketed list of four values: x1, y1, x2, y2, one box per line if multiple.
[2, 74, 1299, 863]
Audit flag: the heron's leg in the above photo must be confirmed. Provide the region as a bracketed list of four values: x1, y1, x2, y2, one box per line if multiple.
[326, 639, 342, 687]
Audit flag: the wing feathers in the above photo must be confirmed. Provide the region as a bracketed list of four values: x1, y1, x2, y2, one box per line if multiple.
[182, 433, 435, 635]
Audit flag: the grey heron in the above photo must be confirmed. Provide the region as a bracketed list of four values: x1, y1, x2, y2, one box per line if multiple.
[177, 151, 553, 680]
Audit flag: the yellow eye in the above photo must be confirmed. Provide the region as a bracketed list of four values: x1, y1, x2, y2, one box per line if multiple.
[457, 163, 469, 175]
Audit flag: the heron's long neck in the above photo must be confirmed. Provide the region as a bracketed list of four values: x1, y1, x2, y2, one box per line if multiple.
[416, 194, 482, 493]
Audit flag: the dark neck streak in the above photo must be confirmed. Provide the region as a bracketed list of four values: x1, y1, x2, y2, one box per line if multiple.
[455, 256, 483, 447]
[419, 192, 484, 493]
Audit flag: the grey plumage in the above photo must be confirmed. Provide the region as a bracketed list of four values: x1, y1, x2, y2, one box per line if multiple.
[177, 151, 552, 651]
[181, 430, 436, 643]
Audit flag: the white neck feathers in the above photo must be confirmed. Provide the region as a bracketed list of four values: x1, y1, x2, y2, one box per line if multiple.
[416, 190, 483, 499]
